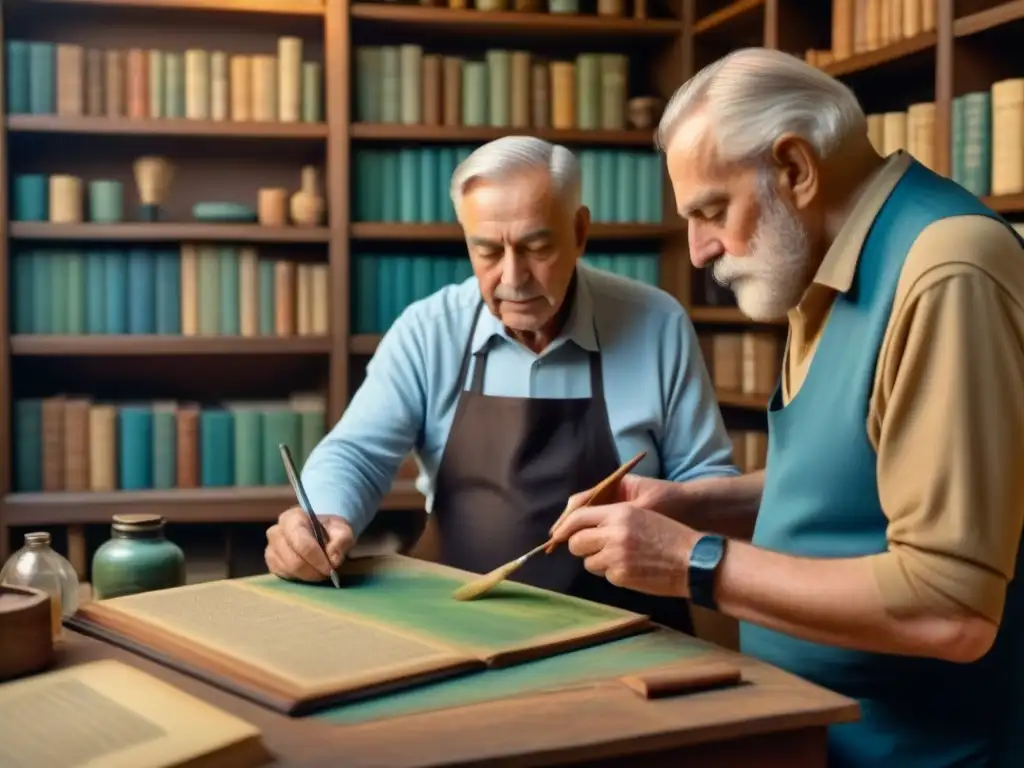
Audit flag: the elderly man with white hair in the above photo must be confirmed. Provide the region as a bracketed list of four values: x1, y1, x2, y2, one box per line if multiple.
[551, 48, 1024, 766]
[263, 135, 737, 633]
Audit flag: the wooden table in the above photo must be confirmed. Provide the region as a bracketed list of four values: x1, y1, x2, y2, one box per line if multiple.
[58, 629, 858, 767]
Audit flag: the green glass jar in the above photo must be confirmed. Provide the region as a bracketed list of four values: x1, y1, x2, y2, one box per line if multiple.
[91, 514, 186, 600]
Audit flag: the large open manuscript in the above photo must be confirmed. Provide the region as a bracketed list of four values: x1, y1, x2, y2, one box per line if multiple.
[70, 555, 651, 715]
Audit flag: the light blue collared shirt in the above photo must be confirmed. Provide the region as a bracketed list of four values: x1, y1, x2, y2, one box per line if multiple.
[302, 261, 739, 535]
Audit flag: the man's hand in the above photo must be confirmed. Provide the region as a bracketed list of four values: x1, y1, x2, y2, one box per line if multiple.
[549, 503, 700, 597]
[265, 507, 356, 582]
[553, 474, 686, 533]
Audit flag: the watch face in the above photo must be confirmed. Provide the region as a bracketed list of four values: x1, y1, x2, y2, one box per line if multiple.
[691, 536, 723, 569]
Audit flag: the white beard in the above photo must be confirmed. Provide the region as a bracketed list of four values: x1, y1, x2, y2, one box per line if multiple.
[711, 183, 812, 322]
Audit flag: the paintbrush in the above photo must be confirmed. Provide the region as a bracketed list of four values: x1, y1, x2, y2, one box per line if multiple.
[451, 451, 647, 602]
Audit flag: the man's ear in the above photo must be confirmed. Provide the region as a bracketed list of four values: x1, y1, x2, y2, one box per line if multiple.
[770, 132, 819, 211]
[573, 205, 591, 252]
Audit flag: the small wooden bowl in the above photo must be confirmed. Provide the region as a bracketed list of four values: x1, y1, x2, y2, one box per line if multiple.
[627, 96, 664, 130]
[0, 584, 55, 681]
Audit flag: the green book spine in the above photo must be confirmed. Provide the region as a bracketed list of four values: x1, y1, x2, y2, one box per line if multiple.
[486, 50, 510, 128]
[462, 62, 487, 126]
[301, 62, 322, 123]
[32, 251, 51, 334]
[596, 151, 617, 222]
[398, 149, 420, 222]
[51, 252, 69, 334]
[197, 246, 220, 335]
[12, 251, 33, 333]
[951, 96, 966, 187]
[418, 148, 440, 223]
[119, 406, 154, 490]
[599, 54, 627, 130]
[615, 153, 636, 223]
[262, 407, 300, 485]
[643, 154, 663, 222]
[431, 257, 452, 293]
[218, 247, 240, 335]
[962, 91, 991, 197]
[575, 54, 600, 130]
[411, 256, 432, 303]
[379, 46, 400, 123]
[393, 255, 413, 317]
[258, 259, 275, 335]
[438, 147, 458, 222]
[163, 52, 185, 118]
[354, 253, 376, 334]
[151, 404, 176, 489]
[636, 253, 659, 287]
[127, 248, 156, 334]
[355, 47, 381, 122]
[13, 398, 43, 492]
[65, 251, 86, 334]
[549, 0, 578, 11]
[612, 254, 632, 278]
[200, 409, 234, 487]
[6, 41, 30, 114]
[580, 150, 599, 213]
[376, 257, 396, 333]
[148, 50, 164, 118]
[28, 42, 55, 114]
[298, 407, 326, 466]
[231, 406, 263, 486]
[399, 45, 422, 125]
[104, 250, 129, 334]
[85, 250, 106, 334]
[155, 249, 180, 334]
[381, 151, 401, 221]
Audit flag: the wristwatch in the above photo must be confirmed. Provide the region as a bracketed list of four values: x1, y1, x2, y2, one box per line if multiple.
[688, 534, 727, 610]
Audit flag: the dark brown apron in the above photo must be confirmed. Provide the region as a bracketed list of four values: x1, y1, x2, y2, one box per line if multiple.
[424, 300, 694, 634]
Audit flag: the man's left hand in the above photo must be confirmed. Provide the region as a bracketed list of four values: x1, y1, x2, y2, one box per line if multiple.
[550, 504, 699, 597]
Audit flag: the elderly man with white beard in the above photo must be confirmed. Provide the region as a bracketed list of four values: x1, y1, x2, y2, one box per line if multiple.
[549, 48, 1024, 768]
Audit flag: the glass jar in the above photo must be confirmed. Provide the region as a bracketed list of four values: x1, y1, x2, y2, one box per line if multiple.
[91, 514, 186, 600]
[0, 532, 80, 640]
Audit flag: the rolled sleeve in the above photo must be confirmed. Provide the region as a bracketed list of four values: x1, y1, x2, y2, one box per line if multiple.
[868, 220, 1024, 624]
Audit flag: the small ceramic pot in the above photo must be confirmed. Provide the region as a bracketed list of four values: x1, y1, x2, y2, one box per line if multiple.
[92, 514, 186, 600]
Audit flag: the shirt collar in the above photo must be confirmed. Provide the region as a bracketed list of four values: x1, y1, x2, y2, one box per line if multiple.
[811, 150, 912, 294]
[470, 262, 599, 356]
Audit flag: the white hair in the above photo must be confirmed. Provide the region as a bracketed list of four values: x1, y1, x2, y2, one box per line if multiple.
[449, 136, 581, 214]
[656, 47, 866, 165]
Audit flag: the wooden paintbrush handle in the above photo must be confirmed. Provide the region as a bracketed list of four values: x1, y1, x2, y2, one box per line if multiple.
[544, 451, 647, 553]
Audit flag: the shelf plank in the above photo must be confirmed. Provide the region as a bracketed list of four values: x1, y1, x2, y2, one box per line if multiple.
[6, 0, 323, 16]
[717, 390, 770, 410]
[350, 222, 680, 240]
[689, 306, 785, 326]
[350, 124, 655, 145]
[3, 483, 424, 526]
[349, 3, 680, 36]
[693, 0, 764, 34]
[983, 194, 1024, 213]
[820, 31, 936, 77]
[954, 0, 1024, 37]
[10, 335, 333, 356]
[7, 115, 328, 139]
[10, 222, 330, 243]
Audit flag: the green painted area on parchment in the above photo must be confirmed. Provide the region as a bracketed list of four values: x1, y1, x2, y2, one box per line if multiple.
[248, 565, 628, 651]
[315, 629, 710, 725]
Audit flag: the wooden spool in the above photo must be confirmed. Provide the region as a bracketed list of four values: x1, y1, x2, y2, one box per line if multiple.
[0, 584, 55, 681]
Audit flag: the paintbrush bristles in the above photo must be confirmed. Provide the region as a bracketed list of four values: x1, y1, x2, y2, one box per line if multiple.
[452, 561, 523, 601]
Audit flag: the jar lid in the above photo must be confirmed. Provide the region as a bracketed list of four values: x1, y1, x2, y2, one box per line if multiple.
[112, 514, 165, 533]
[24, 531, 50, 545]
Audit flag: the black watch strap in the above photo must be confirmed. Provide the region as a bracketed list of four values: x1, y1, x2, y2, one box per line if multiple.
[688, 534, 727, 610]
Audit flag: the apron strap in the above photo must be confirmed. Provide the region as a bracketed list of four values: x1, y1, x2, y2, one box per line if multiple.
[457, 300, 486, 398]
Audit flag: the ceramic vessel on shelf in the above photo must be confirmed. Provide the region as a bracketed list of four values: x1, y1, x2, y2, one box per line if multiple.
[290, 165, 325, 226]
[91, 514, 186, 601]
[0, 532, 79, 640]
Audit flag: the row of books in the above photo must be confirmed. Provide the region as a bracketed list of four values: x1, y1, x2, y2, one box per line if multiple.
[5, 39, 322, 123]
[12, 395, 327, 494]
[355, 46, 629, 131]
[865, 103, 936, 173]
[11, 247, 329, 337]
[351, 252, 660, 334]
[353, 146, 663, 224]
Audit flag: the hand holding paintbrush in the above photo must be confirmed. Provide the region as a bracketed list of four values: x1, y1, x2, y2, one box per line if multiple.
[452, 451, 647, 601]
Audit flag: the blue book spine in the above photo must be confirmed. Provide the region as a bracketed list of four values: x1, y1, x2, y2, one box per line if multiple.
[580, 150, 600, 214]
[438, 148, 458, 223]
[119, 406, 154, 490]
[596, 151, 617, 222]
[12, 251, 33, 333]
[6, 41, 30, 114]
[13, 399, 42, 492]
[376, 257, 395, 333]
[127, 249, 156, 334]
[393, 255, 413, 318]
[418, 148, 440, 223]
[616, 153, 637, 223]
[155, 250, 181, 334]
[411, 256, 432, 302]
[453, 259, 474, 283]
[27, 42, 54, 114]
[398, 149, 420, 222]
[647, 154, 664, 222]
[104, 251, 129, 334]
[430, 257, 452, 294]
[635, 253, 659, 286]
[200, 409, 234, 487]
[85, 251, 107, 334]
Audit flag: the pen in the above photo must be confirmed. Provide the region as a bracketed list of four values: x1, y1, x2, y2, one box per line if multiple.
[278, 444, 342, 589]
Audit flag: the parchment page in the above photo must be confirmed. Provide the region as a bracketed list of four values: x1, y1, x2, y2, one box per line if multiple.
[101, 581, 472, 692]
[0, 660, 264, 768]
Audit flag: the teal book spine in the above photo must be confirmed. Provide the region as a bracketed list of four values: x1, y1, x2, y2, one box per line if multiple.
[232, 407, 263, 486]
[12, 174, 48, 221]
[647, 154, 663, 222]
[380, 151, 400, 221]
[127, 249, 156, 334]
[376, 256, 396, 333]
[50, 252, 68, 334]
[438, 148, 458, 222]
[258, 260, 275, 335]
[398, 149, 420, 222]
[85, 251, 106, 334]
[453, 259, 474, 283]
[200, 409, 234, 487]
[393, 255, 413, 317]
[596, 151, 617, 222]
[962, 91, 991, 197]
[28, 42, 55, 114]
[951, 96, 966, 187]
[636, 253, 659, 286]
[6, 41, 30, 114]
[355, 253, 377, 333]
[218, 247, 240, 335]
[580, 150, 599, 213]
[119, 406, 153, 490]
[431, 258, 452, 293]
[105, 251, 129, 334]
[151, 406, 176, 489]
[298, 409, 325, 466]
[65, 251, 86, 334]
[261, 407, 300, 485]
[354, 150, 380, 221]
[635, 154, 655, 224]
[12, 251, 33, 333]
[615, 153, 636, 222]
[13, 399, 42, 492]
[418, 148, 440, 223]
[31, 251, 52, 334]
[612, 254, 633, 278]
[155, 250, 180, 334]
[411, 256, 432, 302]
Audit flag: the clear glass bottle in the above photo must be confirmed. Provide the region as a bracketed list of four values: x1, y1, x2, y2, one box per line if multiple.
[0, 532, 79, 640]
